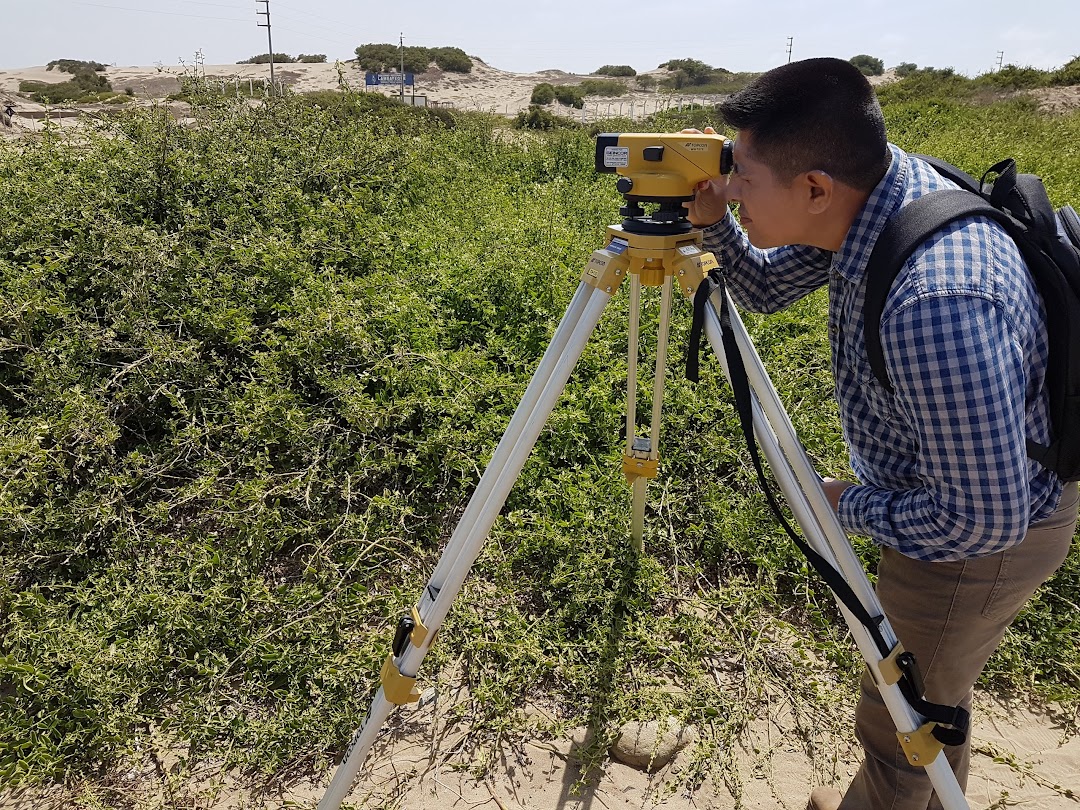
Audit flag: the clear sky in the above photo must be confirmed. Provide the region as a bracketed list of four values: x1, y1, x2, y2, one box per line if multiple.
[5, 0, 1079, 77]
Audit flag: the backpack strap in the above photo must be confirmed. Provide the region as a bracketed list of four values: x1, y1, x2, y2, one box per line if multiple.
[864, 190, 1010, 393]
[1059, 205, 1080, 248]
[910, 154, 981, 193]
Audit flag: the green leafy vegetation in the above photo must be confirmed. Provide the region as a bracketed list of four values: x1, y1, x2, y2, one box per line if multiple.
[850, 54, 885, 76]
[354, 43, 473, 74]
[653, 59, 760, 94]
[234, 53, 326, 65]
[531, 79, 629, 108]
[579, 78, 629, 97]
[530, 82, 556, 105]
[21, 59, 124, 104]
[47, 59, 108, 73]
[876, 55, 1080, 105]
[0, 82, 1079, 806]
[236, 53, 298, 65]
[636, 74, 658, 91]
[514, 104, 580, 130]
[595, 65, 637, 77]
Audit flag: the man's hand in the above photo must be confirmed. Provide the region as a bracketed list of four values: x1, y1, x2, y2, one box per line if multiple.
[680, 126, 731, 227]
[820, 477, 854, 513]
[685, 178, 731, 228]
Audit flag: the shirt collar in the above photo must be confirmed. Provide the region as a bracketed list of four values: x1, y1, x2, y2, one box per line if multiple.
[830, 143, 910, 284]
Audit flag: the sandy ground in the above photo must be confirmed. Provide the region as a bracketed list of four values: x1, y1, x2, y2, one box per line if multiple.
[0, 58, 734, 137]
[0, 685, 1076, 809]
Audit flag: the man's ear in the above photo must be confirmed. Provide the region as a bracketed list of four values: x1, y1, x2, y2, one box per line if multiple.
[804, 170, 834, 214]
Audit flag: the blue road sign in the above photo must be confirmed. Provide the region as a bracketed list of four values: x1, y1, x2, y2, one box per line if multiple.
[365, 72, 415, 86]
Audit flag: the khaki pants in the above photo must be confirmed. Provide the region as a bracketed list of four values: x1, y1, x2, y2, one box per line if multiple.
[839, 483, 1079, 810]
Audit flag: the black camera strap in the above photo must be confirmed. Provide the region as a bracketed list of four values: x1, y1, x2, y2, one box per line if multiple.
[687, 272, 969, 747]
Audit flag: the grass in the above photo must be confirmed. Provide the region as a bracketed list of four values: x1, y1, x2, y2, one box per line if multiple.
[0, 88, 1079, 808]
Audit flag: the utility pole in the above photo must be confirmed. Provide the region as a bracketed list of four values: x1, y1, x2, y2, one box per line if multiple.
[996, 50, 1005, 71]
[399, 32, 405, 102]
[256, 0, 275, 93]
[786, 36, 793, 64]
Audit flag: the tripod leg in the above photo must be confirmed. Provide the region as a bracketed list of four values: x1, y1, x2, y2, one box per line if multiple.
[700, 289, 970, 810]
[627, 275, 675, 551]
[317, 280, 618, 810]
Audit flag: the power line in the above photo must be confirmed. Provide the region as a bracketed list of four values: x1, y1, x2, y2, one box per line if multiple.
[73, 1, 248, 22]
[272, 0, 359, 30]
[173, 0, 248, 8]
[269, 11, 357, 42]
[271, 25, 356, 50]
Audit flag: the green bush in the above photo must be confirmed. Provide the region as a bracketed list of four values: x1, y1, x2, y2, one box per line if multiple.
[579, 78, 628, 97]
[433, 47, 473, 73]
[354, 43, 433, 73]
[19, 65, 113, 104]
[400, 46, 433, 74]
[554, 85, 585, 108]
[514, 104, 569, 130]
[595, 65, 636, 77]
[530, 82, 556, 104]
[297, 54, 327, 64]
[237, 53, 296, 65]
[875, 67, 974, 105]
[894, 62, 918, 78]
[293, 89, 455, 129]
[355, 43, 471, 75]
[1050, 56, 1080, 86]
[977, 64, 1050, 91]
[354, 43, 400, 71]
[659, 58, 717, 85]
[849, 54, 884, 76]
[46, 59, 107, 73]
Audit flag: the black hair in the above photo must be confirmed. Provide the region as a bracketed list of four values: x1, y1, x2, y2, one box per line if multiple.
[719, 57, 889, 192]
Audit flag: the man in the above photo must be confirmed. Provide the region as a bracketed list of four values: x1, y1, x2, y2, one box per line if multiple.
[684, 57, 1078, 810]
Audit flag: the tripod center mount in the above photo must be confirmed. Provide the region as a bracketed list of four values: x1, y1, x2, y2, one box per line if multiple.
[618, 196, 695, 236]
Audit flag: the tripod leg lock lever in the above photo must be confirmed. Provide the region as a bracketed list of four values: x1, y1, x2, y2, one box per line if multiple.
[877, 642, 907, 686]
[391, 606, 430, 657]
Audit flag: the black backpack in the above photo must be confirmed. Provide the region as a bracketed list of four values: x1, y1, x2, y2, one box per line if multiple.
[863, 155, 1080, 482]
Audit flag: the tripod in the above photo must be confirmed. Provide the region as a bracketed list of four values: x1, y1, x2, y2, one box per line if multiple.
[317, 217, 970, 810]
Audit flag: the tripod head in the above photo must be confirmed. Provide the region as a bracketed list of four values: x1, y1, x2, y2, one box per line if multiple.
[596, 132, 733, 235]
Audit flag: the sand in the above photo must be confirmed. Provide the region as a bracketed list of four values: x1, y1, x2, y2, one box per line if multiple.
[0, 58, 732, 137]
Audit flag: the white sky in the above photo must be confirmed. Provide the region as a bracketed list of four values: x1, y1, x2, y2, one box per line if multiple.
[4, 0, 1079, 77]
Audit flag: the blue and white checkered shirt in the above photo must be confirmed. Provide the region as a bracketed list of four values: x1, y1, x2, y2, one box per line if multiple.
[702, 143, 1061, 561]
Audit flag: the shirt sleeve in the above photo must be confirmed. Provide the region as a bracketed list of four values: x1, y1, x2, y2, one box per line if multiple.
[836, 293, 1032, 559]
[701, 211, 833, 313]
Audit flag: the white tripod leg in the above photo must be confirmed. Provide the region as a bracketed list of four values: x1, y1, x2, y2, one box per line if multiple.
[317, 280, 616, 810]
[701, 289, 970, 810]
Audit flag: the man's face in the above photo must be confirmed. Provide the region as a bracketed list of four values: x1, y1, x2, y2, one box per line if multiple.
[725, 131, 808, 249]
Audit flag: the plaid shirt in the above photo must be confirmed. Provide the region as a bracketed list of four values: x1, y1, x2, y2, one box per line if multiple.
[702, 143, 1060, 561]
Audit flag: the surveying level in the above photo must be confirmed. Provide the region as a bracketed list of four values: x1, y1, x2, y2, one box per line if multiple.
[317, 132, 970, 810]
[594, 131, 733, 234]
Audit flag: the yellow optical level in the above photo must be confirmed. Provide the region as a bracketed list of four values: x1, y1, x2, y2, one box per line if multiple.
[595, 132, 733, 203]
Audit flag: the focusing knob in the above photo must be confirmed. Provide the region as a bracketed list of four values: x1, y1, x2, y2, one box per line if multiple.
[616, 177, 634, 194]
